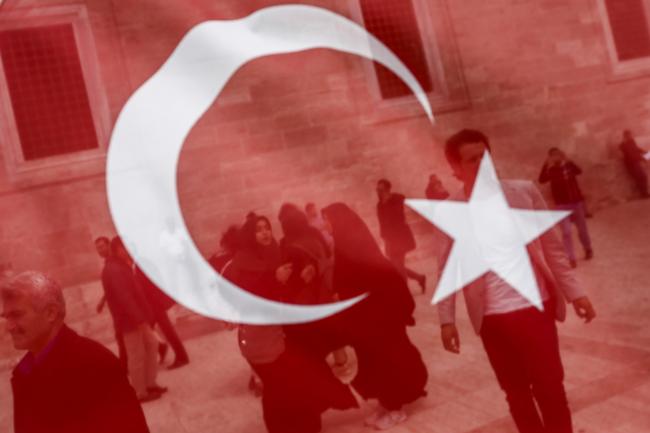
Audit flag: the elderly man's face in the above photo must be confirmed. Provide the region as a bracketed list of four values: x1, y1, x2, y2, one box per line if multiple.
[2, 295, 56, 352]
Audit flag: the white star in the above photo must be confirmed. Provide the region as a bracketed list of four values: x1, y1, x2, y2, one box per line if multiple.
[406, 153, 569, 309]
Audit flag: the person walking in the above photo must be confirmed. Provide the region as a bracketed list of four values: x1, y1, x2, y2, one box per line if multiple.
[376, 179, 427, 293]
[619, 130, 649, 198]
[102, 237, 166, 402]
[538, 147, 593, 267]
[322, 203, 428, 430]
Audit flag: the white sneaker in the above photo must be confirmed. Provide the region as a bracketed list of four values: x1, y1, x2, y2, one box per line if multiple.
[364, 408, 387, 427]
[373, 410, 407, 430]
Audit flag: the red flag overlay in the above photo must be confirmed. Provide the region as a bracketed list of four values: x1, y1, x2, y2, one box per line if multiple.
[0, 1, 649, 433]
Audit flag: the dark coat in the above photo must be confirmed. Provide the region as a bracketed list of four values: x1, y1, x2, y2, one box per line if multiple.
[208, 251, 235, 274]
[538, 161, 584, 205]
[376, 193, 416, 254]
[101, 257, 153, 333]
[620, 138, 645, 163]
[134, 266, 175, 313]
[11, 325, 150, 433]
[281, 234, 333, 305]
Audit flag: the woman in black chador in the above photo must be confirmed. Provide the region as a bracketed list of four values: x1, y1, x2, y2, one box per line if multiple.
[322, 203, 428, 430]
[276, 203, 339, 358]
[224, 215, 357, 433]
[278, 203, 334, 305]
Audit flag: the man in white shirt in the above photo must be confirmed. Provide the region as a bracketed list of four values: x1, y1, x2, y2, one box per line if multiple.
[437, 129, 596, 433]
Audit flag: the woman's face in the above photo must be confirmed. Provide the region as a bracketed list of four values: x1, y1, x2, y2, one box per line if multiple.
[255, 219, 273, 246]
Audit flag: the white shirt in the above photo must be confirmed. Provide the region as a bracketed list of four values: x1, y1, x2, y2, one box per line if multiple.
[483, 271, 549, 315]
[448, 185, 550, 315]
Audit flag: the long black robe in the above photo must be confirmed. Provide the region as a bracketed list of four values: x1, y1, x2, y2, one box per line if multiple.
[323, 203, 428, 410]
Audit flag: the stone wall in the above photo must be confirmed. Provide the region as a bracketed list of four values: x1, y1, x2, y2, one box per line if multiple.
[0, 0, 648, 289]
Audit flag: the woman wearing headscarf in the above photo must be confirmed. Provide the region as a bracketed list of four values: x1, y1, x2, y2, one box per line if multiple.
[277, 204, 340, 358]
[322, 202, 428, 430]
[278, 203, 333, 304]
[224, 215, 357, 433]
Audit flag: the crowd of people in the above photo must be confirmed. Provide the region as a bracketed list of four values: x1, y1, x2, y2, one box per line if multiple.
[213, 202, 428, 432]
[6, 126, 650, 433]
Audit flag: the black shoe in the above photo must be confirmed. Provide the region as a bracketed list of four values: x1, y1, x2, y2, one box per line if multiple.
[167, 358, 189, 370]
[158, 343, 169, 365]
[147, 385, 168, 394]
[585, 249, 593, 260]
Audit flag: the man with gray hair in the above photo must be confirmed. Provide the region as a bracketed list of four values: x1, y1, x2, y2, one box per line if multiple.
[2, 271, 150, 433]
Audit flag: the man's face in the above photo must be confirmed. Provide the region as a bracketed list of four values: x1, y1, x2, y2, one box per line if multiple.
[2, 295, 55, 352]
[454, 141, 488, 186]
[95, 240, 110, 259]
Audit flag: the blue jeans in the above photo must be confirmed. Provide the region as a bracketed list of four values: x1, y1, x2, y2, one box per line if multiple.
[555, 201, 591, 262]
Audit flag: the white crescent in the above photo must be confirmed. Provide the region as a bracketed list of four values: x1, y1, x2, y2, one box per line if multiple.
[106, 4, 434, 324]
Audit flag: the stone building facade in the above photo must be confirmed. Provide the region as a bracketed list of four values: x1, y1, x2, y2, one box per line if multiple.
[0, 0, 648, 288]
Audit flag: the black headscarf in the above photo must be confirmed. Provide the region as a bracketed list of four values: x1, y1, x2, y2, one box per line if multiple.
[322, 203, 390, 276]
[224, 216, 283, 300]
[322, 203, 415, 325]
[278, 203, 331, 258]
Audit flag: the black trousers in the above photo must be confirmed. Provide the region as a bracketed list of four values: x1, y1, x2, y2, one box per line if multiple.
[624, 160, 649, 196]
[385, 245, 423, 282]
[480, 304, 573, 433]
[154, 307, 189, 362]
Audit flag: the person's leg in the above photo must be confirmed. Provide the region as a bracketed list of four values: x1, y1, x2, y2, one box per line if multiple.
[253, 362, 286, 433]
[481, 315, 544, 433]
[155, 308, 189, 365]
[556, 205, 576, 264]
[387, 245, 426, 291]
[573, 202, 592, 258]
[141, 325, 160, 390]
[122, 328, 147, 398]
[254, 356, 323, 433]
[632, 163, 649, 196]
[522, 310, 573, 433]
